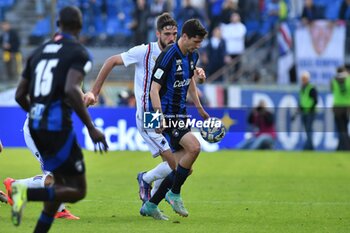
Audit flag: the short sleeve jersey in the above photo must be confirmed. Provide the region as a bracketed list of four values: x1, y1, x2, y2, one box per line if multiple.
[148, 43, 199, 114]
[22, 33, 92, 131]
[120, 42, 161, 117]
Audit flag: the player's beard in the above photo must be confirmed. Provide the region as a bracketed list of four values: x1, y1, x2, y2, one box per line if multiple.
[160, 40, 174, 50]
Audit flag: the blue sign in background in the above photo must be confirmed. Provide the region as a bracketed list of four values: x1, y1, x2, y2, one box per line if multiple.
[0, 86, 342, 151]
[240, 89, 338, 151]
[0, 107, 245, 152]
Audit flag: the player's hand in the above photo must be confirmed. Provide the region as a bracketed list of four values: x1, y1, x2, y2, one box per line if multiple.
[155, 114, 164, 134]
[83, 91, 98, 107]
[155, 127, 163, 134]
[88, 127, 108, 153]
[194, 67, 206, 84]
[198, 108, 210, 120]
[155, 115, 165, 134]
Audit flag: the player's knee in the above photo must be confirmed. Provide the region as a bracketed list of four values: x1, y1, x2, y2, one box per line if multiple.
[167, 158, 177, 170]
[188, 143, 200, 156]
[71, 188, 86, 203]
[161, 150, 177, 170]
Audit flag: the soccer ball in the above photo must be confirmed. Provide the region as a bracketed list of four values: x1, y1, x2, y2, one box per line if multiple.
[200, 117, 226, 143]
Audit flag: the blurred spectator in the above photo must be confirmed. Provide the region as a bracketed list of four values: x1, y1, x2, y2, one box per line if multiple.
[221, 0, 238, 24]
[105, 0, 133, 46]
[128, 92, 136, 107]
[236, 100, 276, 150]
[339, 0, 350, 54]
[220, 12, 246, 73]
[279, 0, 288, 21]
[117, 90, 136, 107]
[289, 0, 304, 19]
[0, 0, 15, 22]
[147, 0, 170, 42]
[130, 0, 149, 45]
[190, 0, 206, 9]
[330, 66, 350, 151]
[301, 0, 325, 24]
[172, 0, 183, 17]
[238, 0, 260, 45]
[28, 15, 50, 45]
[0, 21, 21, 83]
[339, 0, 350, 20]
[260, 0, 280, 35]
[56, 0, 79, 12]
[206, 0, 225, 33]
[80, 0, 105, 44]
[117, 90, 130, 106]
[201, 26, 228, 82]
[298, 71, 318, 150]
[176, 0, 207, 29]
[35, 0, 49, 16]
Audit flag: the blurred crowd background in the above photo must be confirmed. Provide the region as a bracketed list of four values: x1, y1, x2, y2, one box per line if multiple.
[0, 0, 349, 106]
[0, 0, 349, 151]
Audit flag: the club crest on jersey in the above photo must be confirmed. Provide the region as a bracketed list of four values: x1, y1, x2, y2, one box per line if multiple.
[172, 129, 179, 137]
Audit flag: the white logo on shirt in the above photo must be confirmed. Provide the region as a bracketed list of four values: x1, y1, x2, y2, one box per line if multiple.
[43, 44, 62, 53]
[190, 61, 194, 70]
[154, 68, 164, 79]
[84, 61, 92, 74]
[173, 79, 191, 88]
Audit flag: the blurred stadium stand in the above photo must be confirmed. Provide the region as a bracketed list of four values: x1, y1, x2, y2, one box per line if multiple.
[0, 0, 350, 106]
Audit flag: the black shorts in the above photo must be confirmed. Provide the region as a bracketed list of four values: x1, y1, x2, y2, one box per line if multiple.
[163, 127, 191, 152]
[29, 129, 85, 176]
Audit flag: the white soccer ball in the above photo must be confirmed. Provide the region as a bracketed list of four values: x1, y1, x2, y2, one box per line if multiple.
[200, 117, 226, 143]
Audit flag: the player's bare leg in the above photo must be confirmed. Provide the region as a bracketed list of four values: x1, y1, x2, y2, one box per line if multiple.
[164, 133, 200, 217]
[31, 174, 86, 232]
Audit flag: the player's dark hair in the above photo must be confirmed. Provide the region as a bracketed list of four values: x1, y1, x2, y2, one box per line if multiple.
[156, 12, 177, 32]
[181, 19, 207, 39]
[57, 6, 82, 31]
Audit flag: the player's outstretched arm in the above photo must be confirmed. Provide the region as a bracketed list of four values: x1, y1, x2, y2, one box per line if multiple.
[84, 55, 124, 107]
[194, 67, 206, 84]
[188, 79, 209, 120]
[15, 78, 30, 112]
[150, 81, 164, 133]
[66, 68, 108, 152]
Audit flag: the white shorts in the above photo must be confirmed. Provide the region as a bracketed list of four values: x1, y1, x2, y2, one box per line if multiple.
[136, 114, 170, 157]
[23, 118, 50, 175]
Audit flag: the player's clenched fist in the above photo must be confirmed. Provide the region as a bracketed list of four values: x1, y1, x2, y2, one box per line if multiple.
[194, 67, 206, 84]
[83, 91, 98, 107]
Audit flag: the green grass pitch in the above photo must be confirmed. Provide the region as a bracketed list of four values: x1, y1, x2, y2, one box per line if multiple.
[0, 149, 349, 233]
